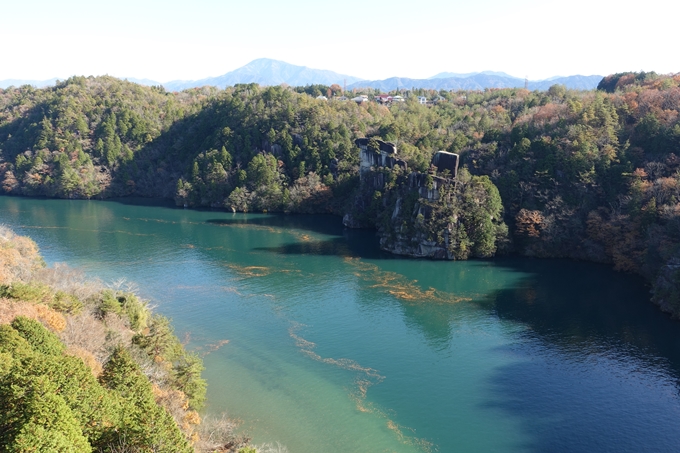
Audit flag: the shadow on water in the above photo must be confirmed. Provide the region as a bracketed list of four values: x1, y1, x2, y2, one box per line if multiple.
[206, 213, 398, 259]
[205, 213, 350, 238]
[479, 258, 680, 453]
[103, 197, 178, 209]
[252, 235, 390, 260]
[168, 209, 680, 383]
[485, 258, 680, 374]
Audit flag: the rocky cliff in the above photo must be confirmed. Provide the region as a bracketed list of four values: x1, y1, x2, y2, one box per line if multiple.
[345, 139, 507, 260]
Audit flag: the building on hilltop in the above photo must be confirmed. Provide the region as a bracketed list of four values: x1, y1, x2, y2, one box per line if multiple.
[375, 94, 393, 104]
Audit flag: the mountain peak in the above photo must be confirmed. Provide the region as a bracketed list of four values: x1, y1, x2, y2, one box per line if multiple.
[162, 59, 364, 91]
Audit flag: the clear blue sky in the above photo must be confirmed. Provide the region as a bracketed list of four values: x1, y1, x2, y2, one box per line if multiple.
[2, 0, 677, 82]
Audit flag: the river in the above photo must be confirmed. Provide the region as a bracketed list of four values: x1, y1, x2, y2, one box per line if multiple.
[1, 195, 680, 453]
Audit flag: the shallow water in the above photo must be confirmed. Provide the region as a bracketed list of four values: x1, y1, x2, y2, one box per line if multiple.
[2, 195, 680, 453]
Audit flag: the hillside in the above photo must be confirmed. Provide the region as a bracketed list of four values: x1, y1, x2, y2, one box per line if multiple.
[0, 226, 256, 452]
[1, 72, 680, 317]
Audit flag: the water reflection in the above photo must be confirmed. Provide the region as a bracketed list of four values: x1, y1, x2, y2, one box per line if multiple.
[487, 258, 680, 378]
[482, 258, 680, 452]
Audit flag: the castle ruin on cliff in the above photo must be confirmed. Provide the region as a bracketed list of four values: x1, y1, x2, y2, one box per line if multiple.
[354, 138, 459, 201]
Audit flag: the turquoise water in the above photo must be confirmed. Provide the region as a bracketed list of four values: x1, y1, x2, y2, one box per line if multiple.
[2, 195, 680, 452]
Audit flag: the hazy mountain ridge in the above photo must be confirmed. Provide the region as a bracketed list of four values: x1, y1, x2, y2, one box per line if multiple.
[0, 77, 161, 89]
[0, 78, 60, 89]
[429, 70, 518, 79]
[123, 77, 162, 86]
[1, 59, 602, 92]
[347, 74, 604, 91]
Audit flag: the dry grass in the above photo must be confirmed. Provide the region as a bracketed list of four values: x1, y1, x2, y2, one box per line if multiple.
[66, 345, 103, 376]
[104, 312, 135, 345]
[0, 225, 44, 284]
[152, 384, 202, 443]
[33, 263, 104, 301]
[255, 443, 289, 453]
[194, 413, 250, 453]
[0, 298, 66, 331]
[60, 309, 109, 361]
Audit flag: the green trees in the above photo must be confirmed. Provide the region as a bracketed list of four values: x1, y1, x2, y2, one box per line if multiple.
[100, 347, 193, 453]
[458, 174, 506, 258]
[132, 314, 207, 411]
[247, 153, 279, 188]
[11, 315, 65, 355]
[0, 319, 98, 452]
[0, 76, 208, 199]
[0, 317, 192, 453]
[6, 376, 92, 453]
[173, 353, 207, 410]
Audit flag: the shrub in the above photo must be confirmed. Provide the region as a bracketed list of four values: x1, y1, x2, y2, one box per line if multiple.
[2, 376, 92, 453]
[0, 282, 52, 304]
[100, 347, 192, 453]
[11, 316, 65, 356]
[173, 352, 207, 410]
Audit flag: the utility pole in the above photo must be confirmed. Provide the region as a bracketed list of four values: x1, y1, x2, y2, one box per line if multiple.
[344, 78, 346, 94]
[525, 76, 528, 90]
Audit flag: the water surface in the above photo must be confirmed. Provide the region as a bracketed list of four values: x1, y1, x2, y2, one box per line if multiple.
[1, 196, 679, 453]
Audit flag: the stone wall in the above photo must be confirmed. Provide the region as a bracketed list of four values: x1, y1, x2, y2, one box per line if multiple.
[355, 138, 407, 176]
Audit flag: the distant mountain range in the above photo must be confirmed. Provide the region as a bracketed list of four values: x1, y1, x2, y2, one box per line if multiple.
[0, 78, 60, 89]
[0, 77, 160, 89]
[0, 59, 603, 92]
[346, 74, 603, 91]
[429, 70, 517, 79]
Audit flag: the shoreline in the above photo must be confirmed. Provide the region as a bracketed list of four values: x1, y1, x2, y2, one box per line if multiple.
[0, 225, 254, 452]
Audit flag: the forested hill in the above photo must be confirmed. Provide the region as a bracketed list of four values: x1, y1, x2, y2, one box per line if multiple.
[2, 72, 680, 316]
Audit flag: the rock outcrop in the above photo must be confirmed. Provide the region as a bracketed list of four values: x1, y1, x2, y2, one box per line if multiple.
[346, 138, 496, 259]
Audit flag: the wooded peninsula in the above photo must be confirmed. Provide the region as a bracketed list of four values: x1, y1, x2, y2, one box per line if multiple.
[1, 72, 679, 319]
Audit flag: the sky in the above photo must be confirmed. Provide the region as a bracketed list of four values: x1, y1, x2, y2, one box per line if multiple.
[1, 0, 678, 83]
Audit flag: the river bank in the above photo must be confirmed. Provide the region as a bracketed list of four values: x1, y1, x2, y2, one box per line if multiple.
[0, 224, 258, 452]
